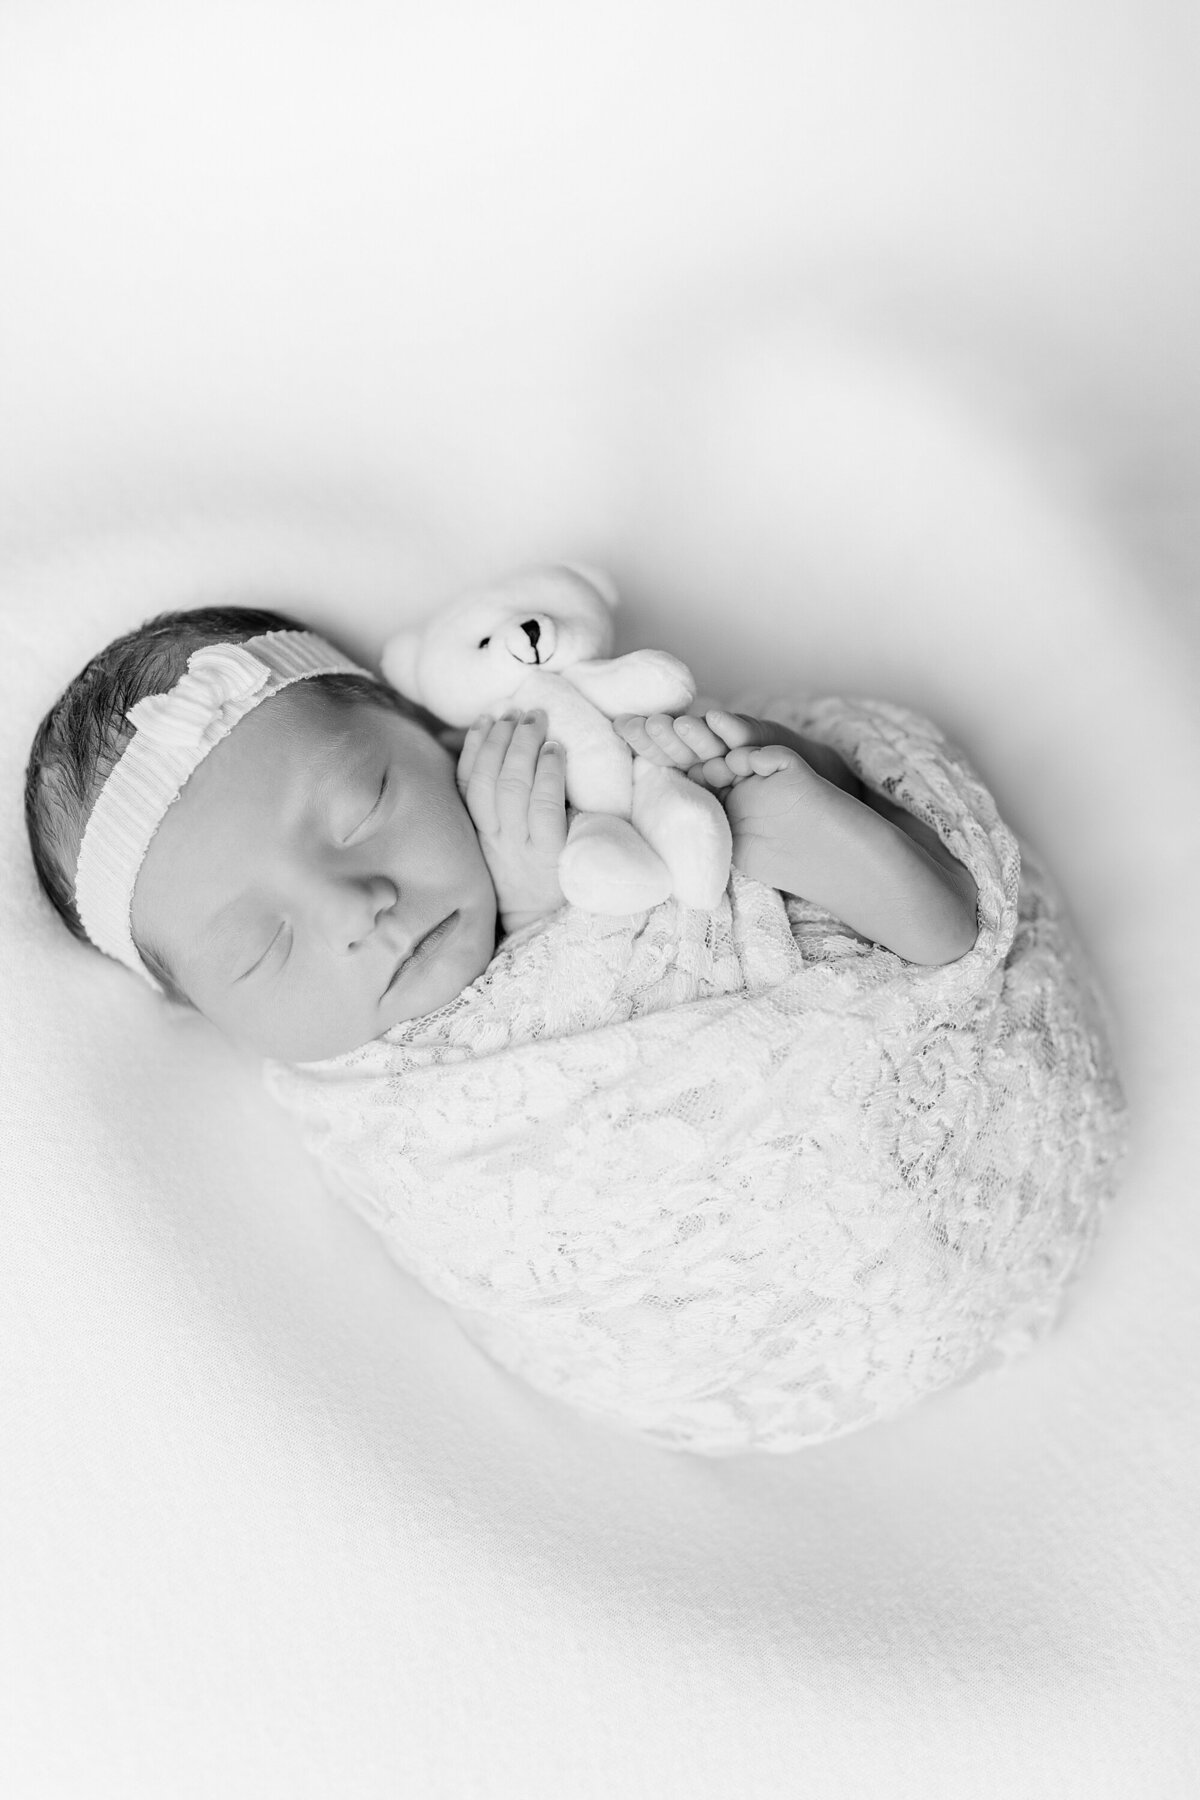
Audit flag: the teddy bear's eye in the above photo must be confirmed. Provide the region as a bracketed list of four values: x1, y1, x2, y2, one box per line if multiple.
[478, 636, 490, 649]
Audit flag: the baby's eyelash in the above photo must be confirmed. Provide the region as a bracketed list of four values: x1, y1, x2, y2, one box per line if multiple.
[352, 772, 389, 836]
[238, 923, 285, 982]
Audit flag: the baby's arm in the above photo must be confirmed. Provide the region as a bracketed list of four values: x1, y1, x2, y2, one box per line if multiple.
[732, 714, 977, 904]
[616, 709, 978, 965]
[722, 742, 978, 964]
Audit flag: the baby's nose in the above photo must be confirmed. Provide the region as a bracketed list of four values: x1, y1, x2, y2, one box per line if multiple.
[316, 873, 398, 951]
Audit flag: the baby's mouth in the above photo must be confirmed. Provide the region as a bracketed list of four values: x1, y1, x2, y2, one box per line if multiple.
[382, 912, 459, 997]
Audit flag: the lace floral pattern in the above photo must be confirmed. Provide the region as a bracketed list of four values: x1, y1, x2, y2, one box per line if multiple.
[262, 694, 1128, 1455]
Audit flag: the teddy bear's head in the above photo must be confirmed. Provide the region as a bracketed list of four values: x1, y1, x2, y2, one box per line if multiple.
[380, 564, 620, 724]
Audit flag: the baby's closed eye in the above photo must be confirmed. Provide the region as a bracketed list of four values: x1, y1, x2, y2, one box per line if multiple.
[348, 770, 389, 838]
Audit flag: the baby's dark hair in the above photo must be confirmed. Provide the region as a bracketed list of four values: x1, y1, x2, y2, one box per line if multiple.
[24, 604, 431, 1005]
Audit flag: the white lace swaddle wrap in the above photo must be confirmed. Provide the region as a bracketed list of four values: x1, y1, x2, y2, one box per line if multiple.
[262, 694, 1129, 1455]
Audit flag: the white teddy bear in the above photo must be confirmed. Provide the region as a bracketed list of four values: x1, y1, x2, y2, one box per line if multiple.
[381, 564, 733, 914]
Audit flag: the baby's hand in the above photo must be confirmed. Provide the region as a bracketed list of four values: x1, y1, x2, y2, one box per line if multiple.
[457, 710, 568, 934]
[613, 709, 779, 787]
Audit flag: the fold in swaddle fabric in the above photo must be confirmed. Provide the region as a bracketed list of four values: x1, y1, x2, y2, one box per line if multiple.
[263, 694, 1128, 1455]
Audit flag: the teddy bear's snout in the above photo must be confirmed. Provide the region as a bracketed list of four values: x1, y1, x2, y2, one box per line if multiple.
[509, 614, 557, 664]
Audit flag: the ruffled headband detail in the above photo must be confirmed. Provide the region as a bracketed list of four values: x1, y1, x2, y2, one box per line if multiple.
[126, 643, 273, 750]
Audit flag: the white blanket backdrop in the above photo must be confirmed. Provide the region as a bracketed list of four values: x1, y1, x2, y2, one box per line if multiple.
[2, 3, 1198, 1796]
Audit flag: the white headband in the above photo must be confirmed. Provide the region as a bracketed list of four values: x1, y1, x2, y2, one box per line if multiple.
[74, 628, 372, 991]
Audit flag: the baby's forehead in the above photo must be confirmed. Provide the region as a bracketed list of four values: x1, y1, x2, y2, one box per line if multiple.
[276, 680, 398, 748]
[268, 680, 432, 778]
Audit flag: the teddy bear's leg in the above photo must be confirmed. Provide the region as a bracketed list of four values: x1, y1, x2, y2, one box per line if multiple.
[630, 760, 733, 911]
[558, 812, 675, 913]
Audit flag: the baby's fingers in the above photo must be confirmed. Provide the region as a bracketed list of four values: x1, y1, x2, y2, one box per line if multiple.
[687, 754, 737, 790]
[459, 712, 522, 833]
[492, 712, 549, 832]
[613, 714, 674, 765]
[613, 713, 698, 769]
[527, 740, 568, 850]
[723, 744, 795, 777]
[704, 709, 774, 750]
[455, 714, 493, 792]
[673, 714, 730, 759]
[457, 711, 499, 781]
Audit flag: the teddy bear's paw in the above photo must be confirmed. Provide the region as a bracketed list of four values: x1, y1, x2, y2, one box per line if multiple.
[558, 813, 675, 913]
[631, 760, 733, 911]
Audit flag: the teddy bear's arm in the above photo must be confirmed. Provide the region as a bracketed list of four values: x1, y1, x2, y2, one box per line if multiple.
[565, 650, 696, 719]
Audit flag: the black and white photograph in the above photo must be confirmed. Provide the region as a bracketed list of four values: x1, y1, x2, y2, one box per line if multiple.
[2, 2, 1196, 1795]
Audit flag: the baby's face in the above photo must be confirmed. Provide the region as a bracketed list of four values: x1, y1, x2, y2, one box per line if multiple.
[128, 683, 498, 1062]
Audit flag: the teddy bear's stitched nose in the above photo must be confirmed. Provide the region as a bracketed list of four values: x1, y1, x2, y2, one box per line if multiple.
[521, 619, 541, 658]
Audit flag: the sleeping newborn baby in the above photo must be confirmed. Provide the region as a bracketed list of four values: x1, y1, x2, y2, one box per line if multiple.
[25, 583, 1128, 1455]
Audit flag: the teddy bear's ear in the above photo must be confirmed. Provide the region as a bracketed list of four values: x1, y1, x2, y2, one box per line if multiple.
[380, 629, 422, 700]
[561, 564, 620, 609]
